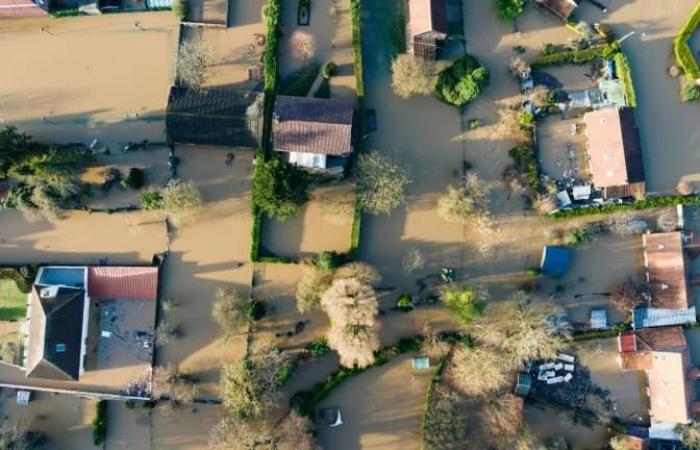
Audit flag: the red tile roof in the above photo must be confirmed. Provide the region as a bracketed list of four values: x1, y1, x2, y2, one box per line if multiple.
[87, 266, 158, 301]
[408, 0, 448, 37]
[0, 0, 47, 18]
[643, 232, 691, 310]
[619, 332, 636, 352]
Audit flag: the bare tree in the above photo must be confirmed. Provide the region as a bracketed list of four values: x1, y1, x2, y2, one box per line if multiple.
[677, 180, 695, 196]
[212, 288, 248, 340]
[609, 435, 632, 450]
[177, 37, 211, 90]
[610, 278, 647, 313]
[391, 54, 437, 99]
[402, 247, 425, 275]
[533, 194, 556, 214]
[482, 394, 534, 450]
[321, 278, 380, 368]
[155, 320, 181, 347]
[296, 263, 333, 313]
[657, 212, 678, 232]
[468, 297, 565, 369]
[0, 423, 45, 450]
[508, 57, 531, 79]
[209, 417, 269, 450]
[355, 151, 410, 215]
[450, 346, 510, 396]
[277, 410, 318, 450]
[333, 262, 381, 286]
[677, 422, 700, 450]
[437, 174, 488, 224]
[420, 325, 451, 360]
[152, 364, 197, 407]
[221, 346, 291, 418]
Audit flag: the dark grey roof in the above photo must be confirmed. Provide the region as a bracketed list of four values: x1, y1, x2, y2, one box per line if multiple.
[27, 285, 85, 381]
[166, 86, 263, 148]
[619, 107, 645, 184]
[273, 96, 354, 155]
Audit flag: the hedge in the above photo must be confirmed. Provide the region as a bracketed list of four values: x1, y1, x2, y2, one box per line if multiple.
[508, 145, 540, 195]
[673, 1, 700, 80]
[530, 42, 620, 69]
[613, 52, 637, 107]
[551, 194, 700, 219]
[290, 335, 423, 417]
[420, 357, 447, 450]
[92, 400, 108, 445]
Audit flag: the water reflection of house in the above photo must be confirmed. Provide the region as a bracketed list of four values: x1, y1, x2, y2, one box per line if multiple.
[634, 232, 699, 329]
[618, 326, 700, 440]
[406, 0, 448, 60]
[272, 95, 354, 174]
[533, 0, 579, 20]
[583, 107, 645, 200]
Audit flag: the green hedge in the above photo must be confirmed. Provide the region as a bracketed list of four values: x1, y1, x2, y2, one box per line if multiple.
[421, 357, 447, 450]
[92, 400, 108, 445]
[673, 1, 700, 80]
[348, 0, 365, 259]
[49, 7, 80, 17]
[531, 42, 620, 69]
[551, 194, 700, 219]
[509, 145, 540, 195]
[290, 336, 423, 417]
[613, 52, 637, 107]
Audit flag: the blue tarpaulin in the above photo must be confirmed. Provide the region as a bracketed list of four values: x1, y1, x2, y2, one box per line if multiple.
[540, 246, 572, 277]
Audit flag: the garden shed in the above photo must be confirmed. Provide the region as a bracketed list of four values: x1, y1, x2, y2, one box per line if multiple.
[539, 246, 572, 277]
[407, 0, 447, 60]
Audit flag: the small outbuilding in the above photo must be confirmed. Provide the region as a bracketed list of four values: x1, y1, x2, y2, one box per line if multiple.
[539, 246, 573, 277]
[407, 0, 448, 60]
[590, 308, 608, 330]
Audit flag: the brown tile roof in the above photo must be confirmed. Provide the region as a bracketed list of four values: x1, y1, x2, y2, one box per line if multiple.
[584, 107, 645, 193]
[408, 0, 448, 38]
[643, 232, 691, 310]
[273, 96, 354, 156]
[87, 266, 159, 301]
[0, 0, 47, 18]
[535, 0, 579, 20]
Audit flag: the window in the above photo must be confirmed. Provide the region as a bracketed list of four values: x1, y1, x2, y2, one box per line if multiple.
[55, 343, 66, 353]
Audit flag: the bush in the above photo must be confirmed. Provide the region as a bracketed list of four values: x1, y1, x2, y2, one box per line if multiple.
[245, 299, 266, 322]
[253, 156, 310, 221]
[673, 1, 700, 80]
[525, 267, 541, 276]
[391, 54, 437, 99]
[531, 42, 620, 69]
[681, 81, 700, 102]
[495, 0, 524, 21]
[314, 251, 339, 273]
[435, 55, 489, 107]
[49, 7, 80, 17]
[121, 168, 145, 190]
[172, 0, 188, 20]
[305, 336, 331, 357]
[395, 294, 414, 312]
[566, 227, 590, 245]
[322, 61, 338, 79]
[441, 285, 486, 325]
[92, 400, 107, 445]
[508, 145, 540, 194]
[613, 52, 637, 107]
[140, 190, 163, 210]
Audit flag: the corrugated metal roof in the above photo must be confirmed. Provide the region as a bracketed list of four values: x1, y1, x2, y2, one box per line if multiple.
[633, 307, 696, 329]
[87, 267, 158, 301]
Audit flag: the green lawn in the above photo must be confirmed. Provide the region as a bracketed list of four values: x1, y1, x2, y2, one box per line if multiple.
[0, 279, 27, 322]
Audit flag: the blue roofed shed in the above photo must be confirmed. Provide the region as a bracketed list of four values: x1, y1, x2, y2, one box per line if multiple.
[540, 246, 573, 277]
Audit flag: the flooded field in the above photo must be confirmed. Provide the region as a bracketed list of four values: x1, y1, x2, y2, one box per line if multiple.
[0, 13, 179, 149]
[525, 401, 609, 450]
[317, 354, 428, 450]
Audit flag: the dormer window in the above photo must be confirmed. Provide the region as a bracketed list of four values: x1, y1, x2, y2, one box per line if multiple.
[55, 343, 66, 353]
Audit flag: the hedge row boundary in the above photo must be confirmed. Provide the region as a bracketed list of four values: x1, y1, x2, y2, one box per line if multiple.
[420, 357, 447, 450]
[673, 1, 700, 80]
[531, 42, 620, 69]
[613, 52, 637, 107]
[551, 194, 700, 219]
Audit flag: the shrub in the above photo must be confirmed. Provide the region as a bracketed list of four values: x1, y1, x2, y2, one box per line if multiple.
[355, 151, 409, 215]
[495, 0, 524, 22]
[322, 61, 338, 79]
[253, 156, 310, 221]
[613, 52, 637, 107]
[531, 42, 620, 69]
[441, 285, 487, 325]
[172, 0, 188, 20]
[681, 82, 700, 102]
[391, 54, 437, 99]
[121, 168, 145, 190]
[435, 55, 489, 107]
[508, 145, 540, 194]
[314, 251, 339, 273]
[525, 267, 540, 276]
[673, 1, 700, 80]
[566, 227, 590, 245]
[519, 111, 535, 126]
[245, 299, 266, 322]
[141, 190, 163, 210]
[92, 400, 107, 445]
[396, 294, 414, 312]
[305, 336, 331, 357]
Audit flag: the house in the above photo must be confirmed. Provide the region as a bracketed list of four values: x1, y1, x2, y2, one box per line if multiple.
[407, 0, 448, 60]
[618, 326, 700, 440]
[166, 86, 263, 148]
[583, 107, 645, 199]
[634, 232, 698, 328]
[272, 95, 354, 173]
[534, 0, 579, 20]
[0, 0, 47, 18]
[12, 265, 159, 398]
